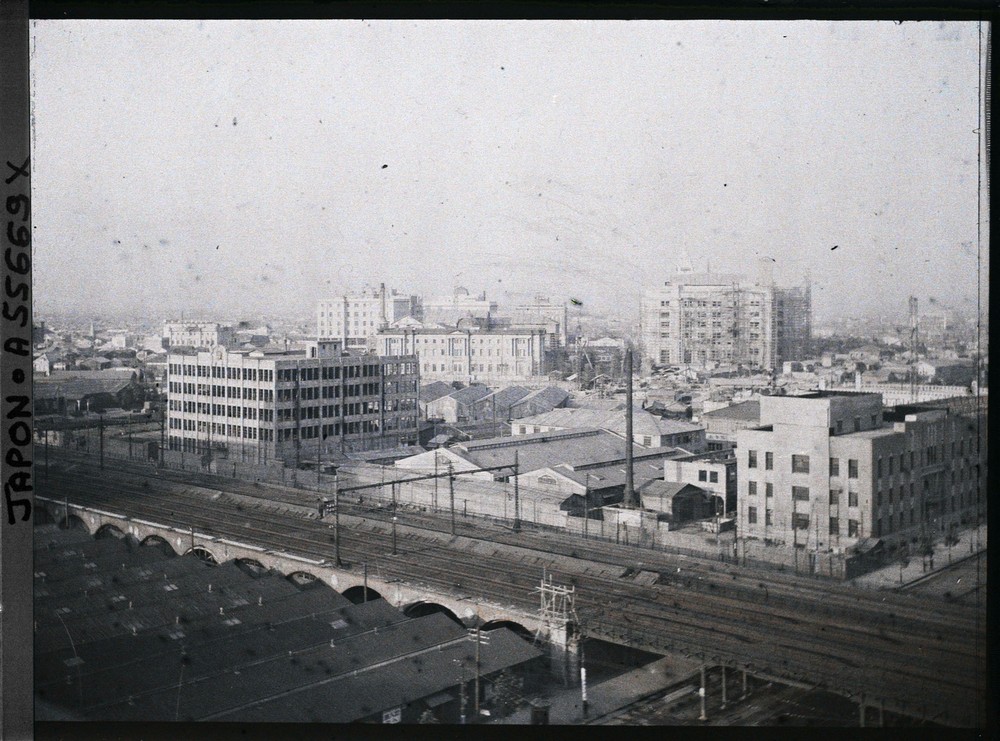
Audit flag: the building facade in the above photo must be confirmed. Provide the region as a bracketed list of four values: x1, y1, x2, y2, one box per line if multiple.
[507, 298, 569, 347]
[736, 392, 985, 570]
[166, 341, 419, 462]
[317, 285, 421, 351]
[421, 287, 497, 325]
[374, 326, 549, 384]
[163, 321, 236, 349]
[639, 271, 811, 371]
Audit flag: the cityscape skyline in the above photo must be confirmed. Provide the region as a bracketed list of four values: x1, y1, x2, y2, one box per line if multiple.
[31, 20, 988, 323]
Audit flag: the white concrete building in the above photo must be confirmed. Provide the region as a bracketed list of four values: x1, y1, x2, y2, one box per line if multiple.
[317, 285, 420, 352]
[640, 269, 811, 372]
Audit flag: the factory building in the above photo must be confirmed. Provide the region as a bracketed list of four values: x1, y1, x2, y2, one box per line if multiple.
[166, 341, 419, 462]
[736, 391, 985, 573]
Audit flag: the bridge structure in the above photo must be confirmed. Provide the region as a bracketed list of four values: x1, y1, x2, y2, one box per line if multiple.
[36, 496, 573, 670]
[34, 452, 988, 727]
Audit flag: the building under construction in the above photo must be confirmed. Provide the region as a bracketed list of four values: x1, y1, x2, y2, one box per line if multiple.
[639, 265, 811, 372]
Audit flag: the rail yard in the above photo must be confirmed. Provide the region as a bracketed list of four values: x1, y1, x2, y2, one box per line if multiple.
[38, 450, 987, 727]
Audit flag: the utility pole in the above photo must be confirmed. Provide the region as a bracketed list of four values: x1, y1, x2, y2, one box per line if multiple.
[583, 473, 591, 539]
[623, 348, 637, 508]
[334, 474, 342, 567]
[433, 450, 439, 510]
[159, 409, 165, 467]
[391, 516, 398, 556]
[448, 462, 456, 536]
[363, 562, 368, 602]
[98, 412, 105, 470]
[699, 663, 708, 722]
[513, 449, 521, 532]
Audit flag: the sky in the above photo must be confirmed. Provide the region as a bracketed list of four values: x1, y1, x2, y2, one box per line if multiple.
[30, 20, 988, 324]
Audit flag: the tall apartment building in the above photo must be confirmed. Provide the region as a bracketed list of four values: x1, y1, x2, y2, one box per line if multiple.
[317, 284, 421, 351]
[166, 341, 420, 462]
[163, 321, 235, 349]
[421, 287, 497, 325]
[374, 326, 549, 384]
[736, 392, 985, 573]
[639, 270, 811, 371]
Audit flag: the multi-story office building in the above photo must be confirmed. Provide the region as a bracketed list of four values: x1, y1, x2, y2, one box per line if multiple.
[421, 287, 497, 325]
[163, 321, 235, 349]
[507, 298, 569, 347]
[736, 391, 985, 572]
[639, 270, 811, 371]
[166, 341, 420, 462]
[374, 326, 549, 384]
[317, 284, 421, 351]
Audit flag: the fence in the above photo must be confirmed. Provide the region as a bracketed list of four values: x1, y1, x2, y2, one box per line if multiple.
[47, 436, 868, 581]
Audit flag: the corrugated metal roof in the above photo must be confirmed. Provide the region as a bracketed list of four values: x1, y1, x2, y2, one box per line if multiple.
[515, 406, 702, 438]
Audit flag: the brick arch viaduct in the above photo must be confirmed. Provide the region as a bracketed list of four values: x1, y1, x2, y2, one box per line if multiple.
[38, 497, 543, 638]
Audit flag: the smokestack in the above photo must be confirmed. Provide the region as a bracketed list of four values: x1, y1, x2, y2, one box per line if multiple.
[623, 347, 638, 509]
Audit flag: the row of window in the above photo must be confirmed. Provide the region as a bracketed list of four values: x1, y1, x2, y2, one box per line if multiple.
[749, 450, 861, 478]
[746, 508, 862, 536]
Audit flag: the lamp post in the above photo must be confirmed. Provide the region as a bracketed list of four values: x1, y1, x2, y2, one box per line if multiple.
[391, 516, 398, 556]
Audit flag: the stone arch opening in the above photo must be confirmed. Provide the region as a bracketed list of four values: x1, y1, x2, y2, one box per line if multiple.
[481, 619, 534, 642]
[402, 601, 464, 627]
[234, 558, 267, 577]
[185, 545, 219, 565]
[35, 506, 56, 526]
[65, 514, 89, 532]
[140, 534, 176, 557]
[287, 571, 321, 589]
[342, 585, 382, 604]
[95, 523, 126, 540]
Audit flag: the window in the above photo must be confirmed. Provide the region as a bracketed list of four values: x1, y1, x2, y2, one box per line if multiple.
[765, 509, 773, 526]
[709, 471, 719, 483]
[698, 470, 708, 482]
[748, 481, 757, 496]
[854, 417, 861, 432]
[765, 452, 773, 470]
[748, 450, 758, 468]
[791, 454, 810, 474]
[792, 513, 810, 530]
[836, 420, 844, 434]
[888, 457, 894, 475]
[830, 458, 840, 476]
[848, 519, 859, 537]
[877, 458, 883, 478]
[829, 517, 839, 535]
[848, 490, 858, 507]
[747, 506, 758, 524]
[829, 489, 840, 505]
[792, 486, 810, 502]
[848, 459, 859, 479]
[765, 483, 773, 498]
[871, 414, 878, 427]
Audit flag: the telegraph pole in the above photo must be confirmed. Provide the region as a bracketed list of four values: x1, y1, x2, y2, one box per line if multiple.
[98, 412, 105, 470]
[623, 347, 637, 508]
[334, 473, 342, 567]
[448, 462, 456, 535]
[159, 409, 165, 467]
[433, 450, 439, 510]
[513, 449, 521, 532]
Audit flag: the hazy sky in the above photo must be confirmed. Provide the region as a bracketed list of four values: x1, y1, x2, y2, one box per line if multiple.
[31, 20, 988, 323]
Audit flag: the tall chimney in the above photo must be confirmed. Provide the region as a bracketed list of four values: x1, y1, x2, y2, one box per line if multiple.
[623, 347, 638, 509]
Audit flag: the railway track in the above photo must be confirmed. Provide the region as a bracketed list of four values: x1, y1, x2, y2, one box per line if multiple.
[39, 454, 987, 725]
